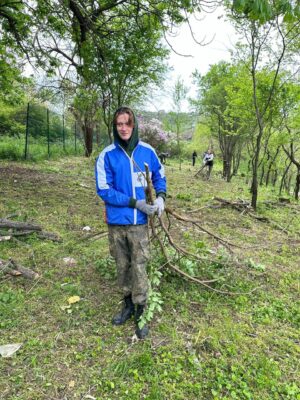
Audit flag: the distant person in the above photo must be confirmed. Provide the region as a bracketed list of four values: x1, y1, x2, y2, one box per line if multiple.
[158, 152, 168, 164]
[203, 149, 214, 179]
[192, 150, 197, 166]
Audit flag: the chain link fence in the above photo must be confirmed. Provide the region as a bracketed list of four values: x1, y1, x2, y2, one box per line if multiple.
[0, 102, 84, 160]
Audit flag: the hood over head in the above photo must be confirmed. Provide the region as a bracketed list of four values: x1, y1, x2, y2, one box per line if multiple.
[113, 106, 139, 156]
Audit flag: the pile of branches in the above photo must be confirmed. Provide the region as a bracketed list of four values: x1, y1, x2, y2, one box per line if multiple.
[0, 216, 59, 280]
[209, 197, 298, 234]
[0, 217, 61, 243]
[212, 197, 269, 222]
[144, 165, 257, 296]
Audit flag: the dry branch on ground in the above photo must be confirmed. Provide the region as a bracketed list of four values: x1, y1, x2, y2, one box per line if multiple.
[0, 218, 61, 242]
[144, 164, 259, 296]
[0, 258, 39, 280]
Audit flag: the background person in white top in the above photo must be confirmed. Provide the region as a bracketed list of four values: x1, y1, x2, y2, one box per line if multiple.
[203, 149, 214, 179]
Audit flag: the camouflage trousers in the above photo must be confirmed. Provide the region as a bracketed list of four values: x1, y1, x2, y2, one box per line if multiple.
[108, 224, 150, 305]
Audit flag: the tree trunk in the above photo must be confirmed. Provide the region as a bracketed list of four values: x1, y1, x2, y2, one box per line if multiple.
[272, 169, 278, 187]
[286, 173, 292, 194]
[232, 141, 242, 176]
[251, 168, 258, 207]
[282, 142, 300, 200]
[259, 164, 265, 186]
[250, 96, 264, 209]
[222, 159, 227, 179]
[222, 158, 232, 182]
[279, 161, 292, 195]
[265, 147, 280, 186]
[221, 135, 236, 182]
[294, 170, 300, 200]
[95, 124, 100, 147]
[0, 219, 42, 231]
[226, 159, 232, 182]
[84, 125, 93, 157]
[245, 158, 252, 185]
[0, 258, 39, 280]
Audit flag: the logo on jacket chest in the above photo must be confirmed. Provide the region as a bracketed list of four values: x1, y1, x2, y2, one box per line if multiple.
[133, 171, 152, 187]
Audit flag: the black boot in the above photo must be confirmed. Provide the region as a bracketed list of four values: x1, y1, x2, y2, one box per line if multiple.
[112, 294, 135, 325]
[135, 304, 149, 339]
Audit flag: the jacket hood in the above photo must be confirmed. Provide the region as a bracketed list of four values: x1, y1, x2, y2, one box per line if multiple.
[113, 107, 139, 155]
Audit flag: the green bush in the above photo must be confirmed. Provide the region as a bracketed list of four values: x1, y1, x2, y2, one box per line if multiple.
[0, 136, 24, 160]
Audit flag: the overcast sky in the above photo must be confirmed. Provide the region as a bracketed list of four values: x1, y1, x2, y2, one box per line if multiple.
[145, 9, 238, 112]
[25, 8, 237, 114]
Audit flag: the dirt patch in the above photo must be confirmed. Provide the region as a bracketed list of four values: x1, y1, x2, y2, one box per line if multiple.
[0, 166, 65, 185]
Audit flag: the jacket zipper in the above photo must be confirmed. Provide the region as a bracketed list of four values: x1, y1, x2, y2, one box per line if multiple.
[119, 145, 137, 225]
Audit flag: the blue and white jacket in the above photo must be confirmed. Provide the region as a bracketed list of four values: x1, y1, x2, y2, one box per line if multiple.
[95, 141, 166, 225]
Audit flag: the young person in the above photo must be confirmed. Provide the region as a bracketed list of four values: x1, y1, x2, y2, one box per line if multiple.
[95, 107, 166, 339]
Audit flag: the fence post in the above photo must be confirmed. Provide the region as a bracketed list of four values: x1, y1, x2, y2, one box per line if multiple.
[74, 121, 77, 153]
[47, 108, 50, 158]
[62, 113, 65, 151]
[24, 102, 30, 160]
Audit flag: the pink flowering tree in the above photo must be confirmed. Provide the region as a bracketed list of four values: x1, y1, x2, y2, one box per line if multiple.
[138, 116, 174, 153]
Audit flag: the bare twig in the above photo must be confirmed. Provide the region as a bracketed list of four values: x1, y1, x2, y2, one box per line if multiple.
[143, 164, 259, 296]
[166, 207, 240, 248]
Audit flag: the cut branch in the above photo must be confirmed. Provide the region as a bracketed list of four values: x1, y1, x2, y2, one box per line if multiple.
[0, 219, 42, 231]
[0, 218, 61, 241]
[165, 207, 240, 248]
[143, 164, 258, 296]
[0, 259, 39, 280]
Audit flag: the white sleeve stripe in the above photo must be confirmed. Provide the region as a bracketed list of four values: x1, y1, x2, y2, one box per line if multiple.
[139, 141, 165, 178]
[96, 145, 115, 190]
[159, 164, 165, 178]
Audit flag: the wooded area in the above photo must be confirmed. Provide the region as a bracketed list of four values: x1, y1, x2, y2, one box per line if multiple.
[1, 0, 300, 207]
[1, 1, 300, 399]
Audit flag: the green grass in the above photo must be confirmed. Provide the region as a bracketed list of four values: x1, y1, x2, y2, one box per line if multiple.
[0, 157, 299, 399]
[0, 135, 84, 161]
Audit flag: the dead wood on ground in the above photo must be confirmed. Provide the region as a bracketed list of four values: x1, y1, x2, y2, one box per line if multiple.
[0, 218, 61, 242]
[144, 164, 259, 296]
[0, 258, 39, 280]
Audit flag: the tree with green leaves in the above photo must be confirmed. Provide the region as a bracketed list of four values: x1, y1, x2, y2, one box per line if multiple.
[70, 85, 101, 157]
[227, 0, 300, 208]
[229, 0, 300, 23]
[279, 80, 300, 199]
[0, 1, 31, 104]
[91, 15, 168, 142]
[192, 61, 254, 181]
[1, 1, 224, 156]
[171, 76, 189, 170]
[27, 1, 200, 155]
[1, 1, 229, 157]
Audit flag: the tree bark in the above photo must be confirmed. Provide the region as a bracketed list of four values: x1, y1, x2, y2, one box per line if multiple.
[0, 219, 42, 231]
[279, 163, 289, 195]
[0, 259, 39, 280]
[265, 147, 280, 186]
[272, 169, 278, 187]
[83, 124, 93, 157]
[259, 164, 265, 186]
[294, 170, 300, 200]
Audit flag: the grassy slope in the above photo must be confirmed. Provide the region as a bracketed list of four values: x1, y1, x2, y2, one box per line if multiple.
[0, 157, 299, 400]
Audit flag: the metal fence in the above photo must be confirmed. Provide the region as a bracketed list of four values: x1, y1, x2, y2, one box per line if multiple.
[23, 102, 83, 159]
[0, 102, 87, 160]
